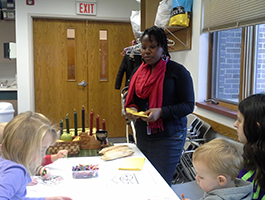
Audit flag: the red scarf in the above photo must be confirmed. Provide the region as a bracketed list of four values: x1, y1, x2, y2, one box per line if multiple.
[125, 58, 167, 133]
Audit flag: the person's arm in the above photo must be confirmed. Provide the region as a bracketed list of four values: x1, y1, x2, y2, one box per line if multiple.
[42, 150, 68, 166]
[50, 149, 68, 162]
[42, 155, 52, 166]
[0, 165, 46, 200]
[161, 62, 195, 120]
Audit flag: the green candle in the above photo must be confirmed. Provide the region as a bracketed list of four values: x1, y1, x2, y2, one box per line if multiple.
[60, 119, 63, 135]
[66, 113, 69, 133]
[74, 109, 78, 136]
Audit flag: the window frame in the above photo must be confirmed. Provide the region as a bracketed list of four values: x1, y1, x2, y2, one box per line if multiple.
[197, 25, 260, 118]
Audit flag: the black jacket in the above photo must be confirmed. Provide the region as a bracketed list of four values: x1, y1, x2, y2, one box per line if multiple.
[115, 54, 142, 89]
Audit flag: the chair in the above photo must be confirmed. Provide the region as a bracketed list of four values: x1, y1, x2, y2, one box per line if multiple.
[172, 120, 212, 184]
[121, 86, 137, 144]
[186, 113, 198, 131]
[185, 121, 212, 150]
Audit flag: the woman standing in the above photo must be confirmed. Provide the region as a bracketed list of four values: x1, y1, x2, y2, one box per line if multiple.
[125, 26, 194, 185]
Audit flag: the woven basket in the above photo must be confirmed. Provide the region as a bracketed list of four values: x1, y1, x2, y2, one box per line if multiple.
[49, 140, 80, 155]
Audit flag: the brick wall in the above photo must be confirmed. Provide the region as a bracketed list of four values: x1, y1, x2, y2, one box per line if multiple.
[216, 24, 265, 101]
[256, 24, 265, 93]
[216, 28, 241, 101]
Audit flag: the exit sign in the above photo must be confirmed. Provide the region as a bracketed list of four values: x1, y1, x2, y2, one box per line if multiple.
[76, 2, 97, 15]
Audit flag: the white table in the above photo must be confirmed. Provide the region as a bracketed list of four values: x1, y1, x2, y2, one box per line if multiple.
[27, 143, 180, 200]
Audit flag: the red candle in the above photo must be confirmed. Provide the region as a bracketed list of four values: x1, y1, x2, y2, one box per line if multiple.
[96, 114, 99, 131]
[90, 109, 94, 135]
[102, 119, 106, 130]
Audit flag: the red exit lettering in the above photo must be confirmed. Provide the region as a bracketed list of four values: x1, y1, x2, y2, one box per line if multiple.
[79, 3, 95, 14]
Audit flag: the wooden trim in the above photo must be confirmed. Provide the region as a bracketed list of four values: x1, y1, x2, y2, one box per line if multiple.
[239, 27, 245, 100]
[196, 101, 237, 119]
[194, 113, 238, 141]
[140, 0, 146, 31]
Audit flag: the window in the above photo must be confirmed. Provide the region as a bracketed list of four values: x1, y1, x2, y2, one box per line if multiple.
[209, 23, 265, 104]
[254, 24, 265, 94]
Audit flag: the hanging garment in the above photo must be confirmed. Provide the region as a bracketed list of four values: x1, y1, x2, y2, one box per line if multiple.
[115, 54, 142, 90]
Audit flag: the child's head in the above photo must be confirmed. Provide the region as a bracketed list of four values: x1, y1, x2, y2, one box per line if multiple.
[193, 139, 243, 193]
[1, 111, 58, 175]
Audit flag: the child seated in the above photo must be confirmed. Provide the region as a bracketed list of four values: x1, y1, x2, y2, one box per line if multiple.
[0, 111, 72, 199]
[183, 139, 253, 200]
[0, 121, 68, 181]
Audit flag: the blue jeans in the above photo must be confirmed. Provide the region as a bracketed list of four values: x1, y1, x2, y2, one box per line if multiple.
[136, 130, 186, 186]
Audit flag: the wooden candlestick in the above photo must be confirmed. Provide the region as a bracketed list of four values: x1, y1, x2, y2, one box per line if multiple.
[79, 132, 101, 150]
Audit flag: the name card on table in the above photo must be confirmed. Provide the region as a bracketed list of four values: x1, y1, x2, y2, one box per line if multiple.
[119, 157, 146, 171]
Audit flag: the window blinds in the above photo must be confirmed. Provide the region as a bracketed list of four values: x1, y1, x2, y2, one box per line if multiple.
[202, 0, 265, 33]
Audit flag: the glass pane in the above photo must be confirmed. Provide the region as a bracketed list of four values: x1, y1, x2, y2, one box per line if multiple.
[212, 28, 242, 103]
[67, 28, 76, 80]
[99, 30, 108, 81]
[254, 23, 265, 94]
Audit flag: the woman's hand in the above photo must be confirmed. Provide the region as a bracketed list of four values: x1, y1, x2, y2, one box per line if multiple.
[125, 107, 140, 120]
[46, 196, 72, 200]
[142, 108, 162, 122]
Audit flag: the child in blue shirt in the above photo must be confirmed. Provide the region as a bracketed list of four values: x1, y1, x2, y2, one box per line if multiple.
[0, 111, 72, 200]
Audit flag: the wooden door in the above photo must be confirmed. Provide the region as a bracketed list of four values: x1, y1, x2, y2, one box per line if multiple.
[33, 19, 133, 137]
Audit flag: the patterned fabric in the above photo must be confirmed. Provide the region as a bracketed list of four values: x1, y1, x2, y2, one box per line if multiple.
[49, 141, 80, 155]
[239, 168, 265, 200]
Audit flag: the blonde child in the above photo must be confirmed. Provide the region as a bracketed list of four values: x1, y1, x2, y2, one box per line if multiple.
[0, 122, 68, 180]
[183, 139, 252, 200]
[0, 111, 72, 200]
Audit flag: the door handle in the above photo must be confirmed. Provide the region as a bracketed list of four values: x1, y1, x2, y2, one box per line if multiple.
[78, 80, 87, 87]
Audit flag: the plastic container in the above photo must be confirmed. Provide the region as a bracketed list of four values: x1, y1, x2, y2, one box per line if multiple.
[0, 102, 15, 123]
[72, 170, 98, 179]
[72, 164, 99, 179]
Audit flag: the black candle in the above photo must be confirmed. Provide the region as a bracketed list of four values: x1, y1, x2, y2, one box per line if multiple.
[60, 119, 63, 135]
[74, 109, 78, 136]
[82, 105, 85, 132]
[66, 113, 69, 133]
